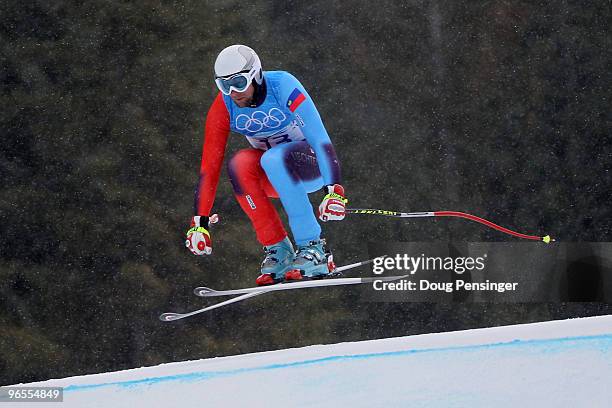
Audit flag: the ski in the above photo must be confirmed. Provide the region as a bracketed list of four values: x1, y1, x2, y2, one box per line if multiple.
[160, 291, 262, 322]
[159, 257, 402, 322]
[195, 275, 407, 297]
[193, 257, 387, 297]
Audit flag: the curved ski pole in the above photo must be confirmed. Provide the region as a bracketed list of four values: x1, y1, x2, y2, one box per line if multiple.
[346, 208, 553, 243]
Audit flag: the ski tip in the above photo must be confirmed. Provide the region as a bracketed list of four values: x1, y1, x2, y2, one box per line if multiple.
[542, 235, 554, 244]
[159, 313, 181, 322]
[193, 287, 215, 296]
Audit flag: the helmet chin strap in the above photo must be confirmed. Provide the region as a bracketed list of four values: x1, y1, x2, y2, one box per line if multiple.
[249, 76, 267, 108]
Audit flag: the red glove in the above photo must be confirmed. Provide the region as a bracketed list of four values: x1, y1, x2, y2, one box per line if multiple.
[318, 184, 348, 222]
[185, 216, 213, 255]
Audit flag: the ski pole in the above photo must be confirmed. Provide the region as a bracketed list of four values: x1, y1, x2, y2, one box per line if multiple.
[346, 208, 553, 243]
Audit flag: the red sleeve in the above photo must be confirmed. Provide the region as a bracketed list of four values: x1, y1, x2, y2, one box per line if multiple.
[194, 93, 230, 216]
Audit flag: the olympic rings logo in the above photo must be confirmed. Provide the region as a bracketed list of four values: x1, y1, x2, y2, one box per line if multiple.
[235, 108, 287, 132]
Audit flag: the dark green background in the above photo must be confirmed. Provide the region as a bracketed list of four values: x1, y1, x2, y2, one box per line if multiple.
[1, 1, 610, 384]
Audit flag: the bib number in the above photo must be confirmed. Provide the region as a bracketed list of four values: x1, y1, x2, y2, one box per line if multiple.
[245, 121, 305, 150]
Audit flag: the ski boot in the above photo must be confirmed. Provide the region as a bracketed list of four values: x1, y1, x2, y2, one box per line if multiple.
[256, 237, 296, 286]
[284, 238, 337, 281]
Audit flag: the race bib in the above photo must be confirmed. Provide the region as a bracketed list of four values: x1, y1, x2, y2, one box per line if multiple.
[245, 120, 306, 150]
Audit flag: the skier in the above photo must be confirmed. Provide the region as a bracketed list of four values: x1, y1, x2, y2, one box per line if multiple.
[185, 44, 348, 286]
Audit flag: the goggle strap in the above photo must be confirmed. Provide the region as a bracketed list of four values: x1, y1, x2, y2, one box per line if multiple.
[215, 69, 250, 80]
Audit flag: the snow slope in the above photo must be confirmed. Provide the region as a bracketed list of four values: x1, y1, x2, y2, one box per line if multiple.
[17, 315, 612, 407]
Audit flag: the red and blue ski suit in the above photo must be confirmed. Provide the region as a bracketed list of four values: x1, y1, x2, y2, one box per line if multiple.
[194, 71, 341, 246]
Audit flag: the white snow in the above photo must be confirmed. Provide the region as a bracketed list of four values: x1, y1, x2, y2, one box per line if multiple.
[14, 315, 612, 407]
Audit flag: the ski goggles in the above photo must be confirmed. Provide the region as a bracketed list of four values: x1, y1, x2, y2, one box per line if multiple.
[215, 71, 252, 95]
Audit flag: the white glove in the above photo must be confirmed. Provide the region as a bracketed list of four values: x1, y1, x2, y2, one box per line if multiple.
[185, 215, 217, 255]
[318, 184, 348, 222]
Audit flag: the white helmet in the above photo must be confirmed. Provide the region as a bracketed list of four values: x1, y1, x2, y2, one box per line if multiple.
[214, 45, 263, 95]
